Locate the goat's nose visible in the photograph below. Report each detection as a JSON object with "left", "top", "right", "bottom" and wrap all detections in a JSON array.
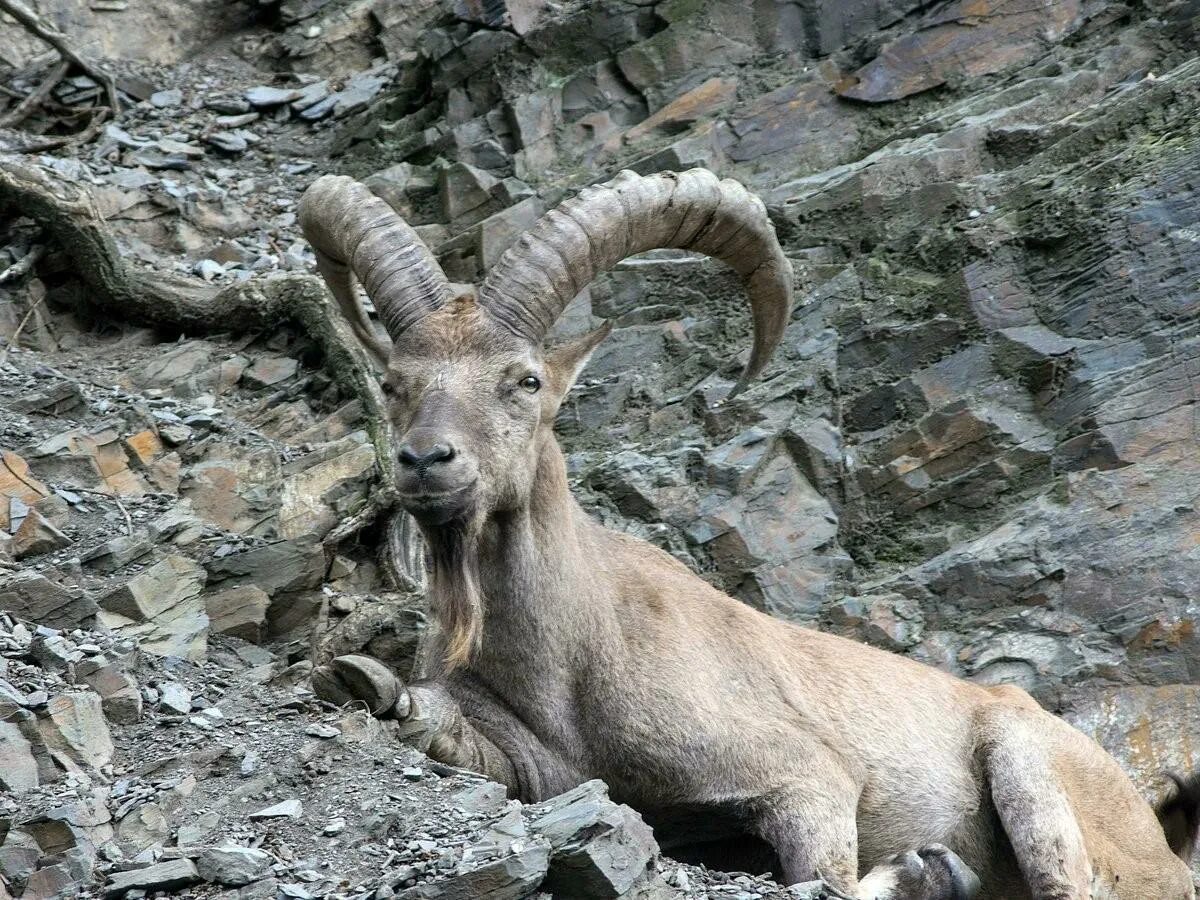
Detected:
[{"left": 398, "top": 441, "right": 455, "bottom": 468}]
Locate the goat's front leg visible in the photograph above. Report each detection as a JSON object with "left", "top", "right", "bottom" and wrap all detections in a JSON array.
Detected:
[
  {"left": 395, "top": 680, "right": 521, "bottom": 790},
  {"left": 312, "top": 655, "right": 581, "bottom": 801},
  {"left": 751, "top": 777, "right": 978, "bottom": 900},
  {"left": 750, "top": 779, "right": 860, "bottom": 890}
]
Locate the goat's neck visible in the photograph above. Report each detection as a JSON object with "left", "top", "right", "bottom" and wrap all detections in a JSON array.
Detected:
[{"left": 466, "top": 432, "right": 618, "bottom": 725}]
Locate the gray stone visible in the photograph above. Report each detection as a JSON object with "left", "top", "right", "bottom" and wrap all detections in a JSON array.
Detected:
[
  {"left": 0, "top": 829, "right": 41, "bottom": 888},
  {"left": 476, "top": 198, "right": 544, "bottom": 271},
  {"left": 104, "top": 858, "right": 201, "bottom": 896},
  {"left": 10, "top": 507, "right": 72, "bottom": 559},
  {"left": 116, "top": 802, "right": 170, "bottom": 854},
  {"left": 38, "top": 691, "right": 114, "bottom": 770},
  {"left": 205, "top": 585, "right": 269, "bottom": 642},
  {"left": 97, "top": 555, "right": 208, "bottom": 661},
  {"left": 242, "top": 356, "right": 298, "bottom": 389},
  {"left": 22, "top": 862, "right": 80, "bottom": 899},
  {"left": 149, "top": 88, "right": 183, "bottom": 108},
  {"left": 76, "top": 655, "right": 142, "bottom": 724},
  {"left": 837, "top": 0, "right": 1081, "bottom": 102},
  {"left": 104, "top": 555, "right": 204, "bottom": 622},
  {"left": 249, "top": 799, "right": 302, "bottom": 819},
  {"left": 204, "top": 537, "right": 325, "bottom": 597},
  {"left": 0, "top": 572, "right": 97, "bottom": 629},
  {"left": 197, "top": 846, "right": 273, "bottom": 886},
  {"left": 177, "top": 811, "right": 220, "bottom": 846},
  {"left": 244, "top": 86, "right": 304, "bottom": 107},
  {"left": 157, "top": 681, "right": 192, "bottom": 715},
  {"left": 206, "top": 131, "right": 248, "bottom": 154},
  {"left": 438, "top": 162, "right": 501, "bottom": 230},
  {"left": 0, "top": 719, "right": 38, "bottom": 792},
  {"left": 528, "top": 780, "right": 657, "bottom": 898},
  {"left": 8, "top": 380, "right": 85, "bottom": 415},
  {"left": 80, "top": 534, "right": 155, "bottom": 574},
  {"left": 395, "top": 840, "right": 550, "bottom": 900},
  {"left": 454, "top": 0, "right": 547, "bottom": 34},
  {"left": 364, "top": 163, "right": 438, "bottom": 221}
]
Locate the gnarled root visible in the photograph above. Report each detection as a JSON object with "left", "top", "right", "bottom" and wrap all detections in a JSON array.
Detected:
[
  {"left": 0, "top": 156, "right": 411, "bottom": 570},
  {"left": 0, "top": 0, "right": 121, "bottom": 117}
]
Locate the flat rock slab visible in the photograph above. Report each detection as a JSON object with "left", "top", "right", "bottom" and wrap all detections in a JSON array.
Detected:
[
  {"left": 0, "top": 572, "right": 97, "bottom": 630},
  {"left": 105, "top": 859, "right": 201, "bottom": 896},
  {"left": 250, "top": 798, "right": 303, "bottom": 819},
  {"left": 395, "top": 840, "right": 550, "bottom": 900},
  {"left": 837, "top": 0, "right": 1082, "bottom": 102},
  {"left": 244, "top": 86, "right": 304, "bottom": 107}
]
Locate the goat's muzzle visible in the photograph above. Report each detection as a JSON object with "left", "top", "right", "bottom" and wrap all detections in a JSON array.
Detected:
[{"left": 394, "top": 429, "right": 478, "bottom": 524}]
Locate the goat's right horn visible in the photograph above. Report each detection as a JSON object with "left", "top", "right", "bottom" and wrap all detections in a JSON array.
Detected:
[
  {"left": 299, "top": 175, "right": 451, "bottom": 366},
  {"left": 476, "top": 168, "right": 793, "bottom": 396}
]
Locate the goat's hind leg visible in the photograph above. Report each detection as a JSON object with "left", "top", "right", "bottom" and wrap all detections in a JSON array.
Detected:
[{"left": 977, "top": 703, "right": 1092, "bottom": 900}]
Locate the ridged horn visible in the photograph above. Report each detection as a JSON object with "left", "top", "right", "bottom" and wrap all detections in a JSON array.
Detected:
[
  {"left": 476, "top": 168, "right": 793, "bottom": 394},
  {"left": 299, "top": 175, "right": 451, "bottom": 367}
]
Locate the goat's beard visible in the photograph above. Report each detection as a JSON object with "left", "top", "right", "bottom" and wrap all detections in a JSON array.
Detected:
[{"left": 424, "top": 510, "right": 485, "bottom": 674}]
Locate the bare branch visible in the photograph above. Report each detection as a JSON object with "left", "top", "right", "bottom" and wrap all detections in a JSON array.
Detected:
[
  {"left": 0, "top": 241, "right": 44, "bottom": 284},
  {"left": 0, "top": 58, "right": 67, "bottom": 128},
  {"left": 0, "top": 0, "right": 121, "bottom": 113}
]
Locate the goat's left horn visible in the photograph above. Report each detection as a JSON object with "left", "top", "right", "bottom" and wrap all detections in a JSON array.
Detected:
[
  {"left": 299, "top": 175, "right": 451, "bottom": 365},
  {"left": 476, "top": 168, "right": 793, "bottom": 395}
]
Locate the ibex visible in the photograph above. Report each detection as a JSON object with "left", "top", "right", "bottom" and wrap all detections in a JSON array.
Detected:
[{"left": 299, "top": 168, "right": 1200, "bottom": 899}]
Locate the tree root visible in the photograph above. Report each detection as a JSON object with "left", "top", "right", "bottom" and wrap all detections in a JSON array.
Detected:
[
  {"left": 0, "top": 0, "right": 121, "bottom": 115},
  {"left": 0, "top": 154, "right": 421, "bottom": 580},
  {"left": 0, "top": 59, "right": 68, "bottom": 129},
  {"left": 14, "top": 105, "right": 109, "bottom": 153}
]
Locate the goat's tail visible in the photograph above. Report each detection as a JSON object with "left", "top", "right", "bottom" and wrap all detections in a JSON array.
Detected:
[{"left": 1155, "top": 771, "right": 1200, "bottom": 863}]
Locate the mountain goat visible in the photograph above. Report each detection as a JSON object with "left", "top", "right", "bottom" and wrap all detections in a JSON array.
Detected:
[{"left": 299, "top": 168, "right": 1199, "bottom": 899}]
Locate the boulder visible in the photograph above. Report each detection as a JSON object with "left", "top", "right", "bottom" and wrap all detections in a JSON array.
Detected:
[
  {"left": 205, "top": 584, "right": 270, "bottom": 642},
  {"left": 528, "top": 780, "right": 658, "bottom": 898},
  {"left": 0, "top": 719, "right": 39, "bottom": 792},
  {"left": 75, "top": 655, "right": 142, "bottom": 725},
  {"left": 197, "top": 846, "right": 273, "bottom": 886},
  {"left": 39, "top": 691, "right": 115, "bottom": 771},
  {"left": 11, "top": 508, "right": 72, "bottom": 559},
  {"left": 97, "top": 555, "right": 209, "bottom": 661},
  {"left": 0, "top": 572, "right": 97, "bottom": 630},
  {"left": 104, "top": 859, "right": 201, "bottom": 897},
  {"left": 837, "top": 0, "right": 1082, "bottom": 102},
  {"left": 394, "top": 840, "right": 550, "bottom": 900}
]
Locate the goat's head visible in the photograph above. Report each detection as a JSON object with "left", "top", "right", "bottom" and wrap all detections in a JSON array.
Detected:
[{"left": 299, "top": 169, "right": 792, "bottom": 654}]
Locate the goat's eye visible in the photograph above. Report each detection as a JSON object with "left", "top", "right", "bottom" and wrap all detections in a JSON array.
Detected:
[
  {"left": 380, "top": 381, "right": 395, "bottom": 396},
  {"left": 519, "top": 375, "right": 541, "bottom": 393}
]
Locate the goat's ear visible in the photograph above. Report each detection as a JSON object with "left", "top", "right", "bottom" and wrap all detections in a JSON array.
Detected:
[{"left": 544, "top": 321, "right": 612, "bottom": 401}]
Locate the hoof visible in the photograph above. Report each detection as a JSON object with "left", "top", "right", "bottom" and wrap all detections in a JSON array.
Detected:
[
  {"left": 311, "top": 654, "right": 408, "bottom": 718},
  {"left": 914, "top": 844, "right": 980, "bottom": 900},
  {"left": 864, "top": 844, "right": 980, "bottom": 900}
]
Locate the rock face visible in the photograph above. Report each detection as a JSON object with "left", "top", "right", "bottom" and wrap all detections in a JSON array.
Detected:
[{"left": 2, "top": 0, "right": 1200, "bottom": 893}]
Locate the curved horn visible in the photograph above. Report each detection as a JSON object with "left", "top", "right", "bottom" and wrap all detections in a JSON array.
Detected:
[
  {"left": 299, "top": 175, "right": 451, "bottom": 366},
  {"left": 476, "top": 168, "right": 793, "bottom": 394}
]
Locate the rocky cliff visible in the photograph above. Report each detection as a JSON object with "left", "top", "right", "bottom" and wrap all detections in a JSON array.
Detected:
[{"left": 1, "top": 0, "right": 1199, "bottom": 896}]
